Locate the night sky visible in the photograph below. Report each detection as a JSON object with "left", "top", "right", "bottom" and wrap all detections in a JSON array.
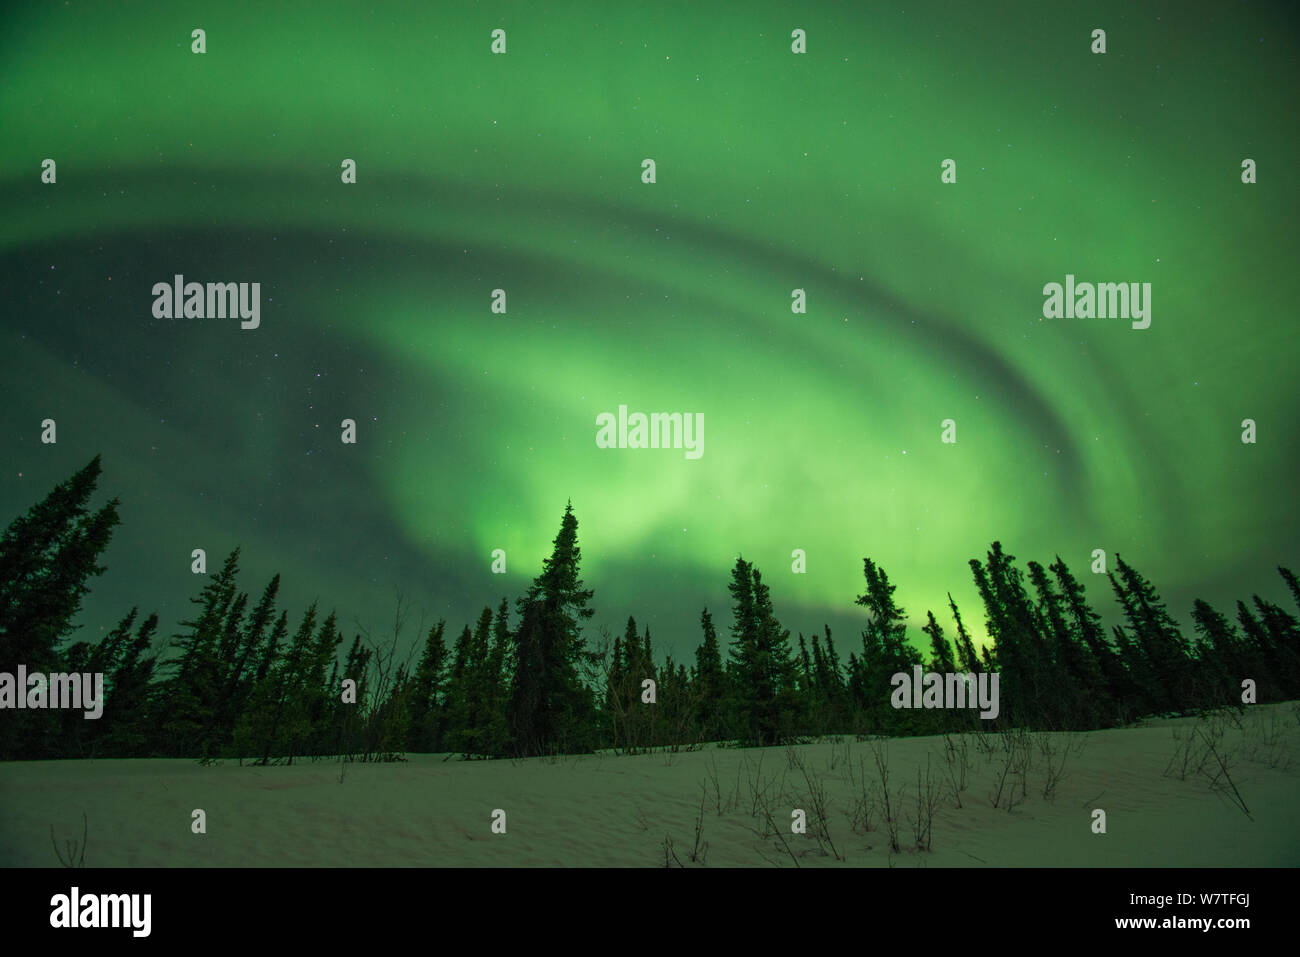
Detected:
[{"left": 2, "top": 1, "right": 1297, "bottom": 662}]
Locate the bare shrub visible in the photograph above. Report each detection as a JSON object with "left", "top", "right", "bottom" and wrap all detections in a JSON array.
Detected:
[
  {"left": 909, "top": 754, "right": 941, "bottom": 851},
  {"left": 661, "top": 834, "right": 682, "bottom": 867},
  {"left": 848, "top": 753, "right": 877, "bottom": 834},
  {"left": 940, "top": 733, "right": 971, "bottom": 808},
  {"left": 1165, "top": 711, "right": 1253, "bottom": 819},
  {"left": 702, "top": 755, "right": 724, "bottom": 814},
  {"left": 827, "top": 736, "right": 850, "bottom": 772},
  {"left": 689, "top": 788, "right": 710, "bottom": 863},
  {"left": 50, "top": 812, "right": 87, "bottom": 868},
  {"left": 867, "top": 738, "right": 902, "bottom": 853},
  {"left": 1241, "top": 707, "right": 1293, "bottom": 770},
  {"left": 989, "top": 729, "right": 1031, "bottom": 812},
  {"left": 785, "top": 746, "right": 843, "bottom": 861},
  {"left": 1039, "top": 733, "right": 1073, "bottom": 801}
]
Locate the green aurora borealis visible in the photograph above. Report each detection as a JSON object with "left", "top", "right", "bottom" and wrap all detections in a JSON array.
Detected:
[{"left": 2, "top": 1, "right": 1297, "bottom": 660}]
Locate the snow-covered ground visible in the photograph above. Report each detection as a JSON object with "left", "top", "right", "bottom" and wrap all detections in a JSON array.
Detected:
[{"left": 3, "top": 705, "right": 1296, "bottom": 867}]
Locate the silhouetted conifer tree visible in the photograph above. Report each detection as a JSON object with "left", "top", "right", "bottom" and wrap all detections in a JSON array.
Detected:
[
  {"left": 988, "top": 544, "right": 1067, "bottom": 727},
  {"left": 1049, "top": 557, "right": 1127, "bottom": 724},
  {"left": 1249, "top": 596, "right": 1300, "bottom": 698},
  {"left": 1027, "top": 560, "right": 1105, "bottom": 728},
  {"left": 443, "top": 624, "right": 474, "bottom": 750},
  {"left": 1191, "top": 599, "right": 1249, "bottom": 706},
  {"left": 693, "top": 607, "right": 724, "bottom": 741},
  {"left": 1279, "top": 567, "right": 1300, "bottom": 617},
  {"left": 214, "top": 574, "right": 280, "bottom": 749},
  {"left": 162, "top": 548, "right": 243, "bottom": 758},
  {"left": 727, "top": 558, "right": 797, "bottom": 745},
  {"left": 855, "top": 558, "right": 922, "bottom": 732},
  {"left": 947, "top": 594, "right": 982, "bottom": 675},
  {"left": 405, "top": 620, "right": 447, "bottom": 752},
  {"left": 922, "top": 611, "right": 956, "bottom": 674},
  {"left": 1109, "top": 622, "right": 1158, "bottom": 716},
  {"left": 507, "top": 504, "right": 597, "bottom": 756},
  {"left": 475, "top": 600, "right": 513, "bottom": 757},
  {"left": 0, "top": 457, "right": 121, "bottom": 758},
  {"left": 238, "top": 602, "right": 318, "bottom": 765},
  {"left": 1111, "top": 554, "right": 1195, "bottom": 712}
]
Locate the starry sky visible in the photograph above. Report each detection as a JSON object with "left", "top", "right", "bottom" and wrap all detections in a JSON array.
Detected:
[{"left": 2, "top": 1, "right": 1297, "bottom": 663}]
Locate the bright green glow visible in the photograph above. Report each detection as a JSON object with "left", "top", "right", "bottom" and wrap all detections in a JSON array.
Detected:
[{"left": 2, "top": 1, "right": 1297, "bottom": 656}]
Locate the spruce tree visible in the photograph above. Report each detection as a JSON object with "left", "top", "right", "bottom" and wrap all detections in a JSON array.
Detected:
[
  {"left": 796, "top": 633, "right": 816, "bottom": 733},
  {"left": 241, "top": 602, "right": 318, "bottom": 765},
  {"left": 454, "top": 606, "right": 496, "bottom": 755},
  {"left": 1250, "top": 596, "right": 1300, "bottom": 697},
  {"left": 283, "top": 611, "right": 341, "bottom": 761},
  {"left": 507, "top": 503, "right": 597, "bottom": 756},
  {"left": 1027, "top": 560, "right": 1104, "bottom": 728},
  {"left": 477, "top": 599, "right": 513, "bottom": 757},
  {"left": 332, "top": 635, "right": 371, "bottom": 756},
  {"left": 947, "top": 594, "right": 982, "bottom": 675},
  {"left": 223, "top": 574, "right": 281, "bottom": 730},
  {"left": 0, "top": 455, "right": 120, "bottom": 668},
  {"left": 1112, "top": 555, "right": 1195, "bottom": 713},
  {"left": 0, "top": 456, "right": 121, "bottom": 759},
  {"left": 406, "top": 621, "right": 448, "bottom": 752},
  {"left": 820, "top": 625, "right": 849, "bottom": 731},
  {"left": 856, "top": 558, "right": 921, "bottom": 732},
  {"left": 726, "top": 559, "right": 796, "bottom": 746},
  {"left": 1049, "top": 556, "right": 1128, "bottom": 724},
  {"left": 988, "top": 544, "right": 1064, "bottom": 727},
  {"left": 444, "top": 624, "right": 475, "bottom": 753},
  {"left": 162, "top": 548, "right": 243, "bottom": 757},
  {"left": 1279, "top": 567, "right": 1300, "bottom": 617},
  {"left": 605, "top": 631, "right": 627, "bottom": 750},
  {"left": 619, "top": 616, "right": 644, "bottom": 751},
  {"left": 101, "top": 611, "right": 159, "bottom": 757},
  {"left": 922, "top": 611, "right": 957, "bottom": 674},
  {"left": 1109, "top": 621, "right": 1158, "bottom": 717},
  {"left": 1190, "top": 599, "right": 1248, "bottom": 706},
  {"left": 693, "top": 607, "right": 724, "bottom": 742}
]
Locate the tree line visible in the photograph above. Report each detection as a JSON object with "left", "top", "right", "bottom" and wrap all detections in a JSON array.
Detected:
[{"left": 2, "top": 456, "right": 1298, "bottom": 762}]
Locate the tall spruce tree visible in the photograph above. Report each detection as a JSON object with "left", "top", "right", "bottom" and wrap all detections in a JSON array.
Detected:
[
  {"left": 1191, "top": 599, "right": 1249, "bottom": 706},
  {"left": 855, "top": 558, "right": 922, "bottom": 732},
  {"left": 947, "top": 594, "right": 982, "bottom": 675},
  {"left": 922, "top": 611, "right": 957, "bottom": 674},
  {"left": 1027, "top": 560, "right": 1104, "bottom": 728},
  {"left": 0, "top": 456, "right": 122, "bottom": 759},
  {"left": 619, "top": 615, "right": 643, "bottom": 751},
  {"left": 725, "top": 558, "right": 797, "bottom": 746},
  {"left": 507, "top": 503, "right": 597, "bottom": 756},
  {"left": 257, "top": 602, "right": 319, "bottom": 764},
  {"left": 1249, "top": 596, "right": 1300, "bottom": 698},
  {"left": 605, "top": 629, "right": 627, "bottom": 750},
  {"left": 406, "top": 621, "right": 448, "bottom": 752},
  {"left": 693, "top": 607, "right": 724, "bottom": 742},
  {"left": 443, "top": 624, "right": 475, "bottom": 752},
  {"left": 1049, "top": 556, "right": 1128, "bottom": 724},
  {"left": 477, "top": 599, "right": 512, "bottom": 757},
  {"left": 162, "top": 548, "right": 244, "bottom": 758},
  {"left": 1111, "top": 555, "right": 1195, "bottom": 713},
  {"left": 100, "top": 610, "right": 159, "bottom": 757}
]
